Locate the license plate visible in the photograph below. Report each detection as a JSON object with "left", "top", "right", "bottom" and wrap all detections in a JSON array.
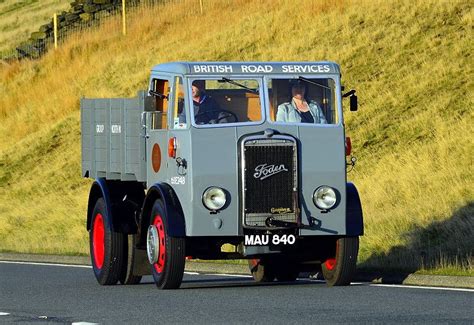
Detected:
[{"left": 244, "top": 234, "right": 296, "bottom": 246}]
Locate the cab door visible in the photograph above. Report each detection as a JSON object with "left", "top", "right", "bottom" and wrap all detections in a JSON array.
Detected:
[
  {"left": 167, "top": 76, "right": 192, "bottom": 223},
  {"left": 144, "top": 75, "right": 172, "bottom": 185}
]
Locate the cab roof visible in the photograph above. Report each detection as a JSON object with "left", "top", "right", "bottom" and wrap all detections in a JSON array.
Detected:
[{"left": 151, "top": 61, "right": 340, "bottom": 75}]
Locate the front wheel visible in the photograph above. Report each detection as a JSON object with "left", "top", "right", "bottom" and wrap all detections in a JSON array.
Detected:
[
  {"left": 147, "top": 200, "right": 185, "bottom": 289},
  {"left": 321, "top": 237, "right": 359, "bottom": 286}
]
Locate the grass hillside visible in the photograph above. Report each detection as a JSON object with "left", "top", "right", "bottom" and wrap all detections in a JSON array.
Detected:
[
  {"left": 0, "top": 0, "right": 71, "bottom": 56},
  {"left": 0, "top": 0, "right": 472, "bottom": 274}
]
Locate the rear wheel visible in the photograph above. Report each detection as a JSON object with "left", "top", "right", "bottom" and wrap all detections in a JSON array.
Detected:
[
  {"left": 321, "top": 237, "right": 359, "bottom": 286},
  {"left": 119, "top": 235, "right": 142, "bottom": 285},
  {"left": 147, "top": 200, "right": 185, "bottom": 289},
  {"left": 90, "top": 198, "right": 125, "bottom": 285}
]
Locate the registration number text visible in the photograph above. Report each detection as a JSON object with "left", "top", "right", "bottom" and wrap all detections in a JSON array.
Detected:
[{"left": 244, "top": 234, "right": 296, "bottom": 246}]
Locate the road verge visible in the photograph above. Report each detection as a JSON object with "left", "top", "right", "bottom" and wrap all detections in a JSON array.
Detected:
[{"left": 1, "top": 253, "right": 472, "bottom": 289}]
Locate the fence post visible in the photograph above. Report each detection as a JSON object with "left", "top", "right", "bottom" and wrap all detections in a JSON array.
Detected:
[
  {"left": 122, "top": 0, "right": 127, "bottom": 36},
  {"left": 53, "top": 13, "right": 58, "bottom": 49}
]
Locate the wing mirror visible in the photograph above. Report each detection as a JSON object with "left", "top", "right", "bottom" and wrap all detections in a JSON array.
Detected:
[{"left": 342, "top": 89, "right": 358, "bottom": 112}]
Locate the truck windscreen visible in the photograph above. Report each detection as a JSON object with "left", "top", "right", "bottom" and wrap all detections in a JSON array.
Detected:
[
  {"left": 268, "top": 78, "right": 338, "bottom": 125},
  {"left": 190, "top": 78, "right": 262, "bottom": 126}
]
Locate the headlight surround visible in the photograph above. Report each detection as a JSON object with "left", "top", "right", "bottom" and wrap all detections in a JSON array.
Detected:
[
  {"left": 202, "top": 187, "right": 227, "bottom": 211},
  {"left": 313, "top": 186, "right": 337, "bottom": 210}
]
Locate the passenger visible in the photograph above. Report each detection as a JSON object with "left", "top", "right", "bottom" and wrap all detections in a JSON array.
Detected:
[
  {"left": 191, "top": 80, "right": 223, "bottom": 124},
  {"left": 276, "top": 80, "right": 327, "bottom": 124}
]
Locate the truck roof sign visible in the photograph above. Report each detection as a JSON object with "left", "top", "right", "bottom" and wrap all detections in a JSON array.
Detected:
[{"left": 151, "top": 62, "right": 340, "bottom": 75}]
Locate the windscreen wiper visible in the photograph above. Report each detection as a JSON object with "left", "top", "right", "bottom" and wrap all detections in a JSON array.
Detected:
[
  {"left": 219, "top": 77, "right": 259, "bottom": 94},
  {"left": 297, "top": 76, "right": 331, "bottom": 91},
  {"left": 149, "top": 90, "right": 168, "bottom": 100}
]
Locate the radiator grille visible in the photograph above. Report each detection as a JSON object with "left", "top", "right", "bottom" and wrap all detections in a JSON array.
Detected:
[{"left": 242, "top": 137, "right": 298, "bottom": 227}]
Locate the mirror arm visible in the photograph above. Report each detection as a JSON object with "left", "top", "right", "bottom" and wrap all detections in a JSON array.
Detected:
[{"left": 342, "top": 89, "right": 356, "bottom": 98}]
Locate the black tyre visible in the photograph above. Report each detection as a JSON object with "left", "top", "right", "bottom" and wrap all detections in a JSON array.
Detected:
[
  {"left": 89, "top": 198, "right": 125, "bottom": 285},
  {"left": 248, "top": 258, "right": 275, "bottom": 282},
  {"left": 321, "top": 237, "right": 359, "bottom": 286},
  {"left": 148, "top": 200, "right": 185, "bottom": 289},
  {"left": 119, "top": 235, "right": 142, "bottom": 285}
]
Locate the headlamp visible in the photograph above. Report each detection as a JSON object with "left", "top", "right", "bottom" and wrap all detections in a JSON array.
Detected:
[
  {"left": 202, "top": 187, "right": 227, "bottom": 211},
  {"left": 313, "top": 186, "right": 337, "bottom": 210}
]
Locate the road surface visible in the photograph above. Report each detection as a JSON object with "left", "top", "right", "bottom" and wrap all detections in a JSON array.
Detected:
[{"left": 0, "top": 261, "right": 473, "bottom": 324}]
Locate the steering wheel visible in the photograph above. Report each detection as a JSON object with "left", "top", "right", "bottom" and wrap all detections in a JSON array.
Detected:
[{"left": 194, "top": 109, "right": 239, "bottom": 124}]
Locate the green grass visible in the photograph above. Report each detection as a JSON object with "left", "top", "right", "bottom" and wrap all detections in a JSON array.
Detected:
[
  {"left": 0, "top": 0, "right": 472, "bottom": 275},
  {"left": 416, "top": 268, "right": 473, "bottom": 277}
]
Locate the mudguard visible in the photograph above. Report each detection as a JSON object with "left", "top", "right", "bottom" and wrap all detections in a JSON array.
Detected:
[
  {"left": 140, "top": 183, "right": 186, "bottom": 241},
  {"left": 346, "top": 182, "right": 364, "bottom": 236},
  {"left": 87, "top": 179, "right": 145, "bottom": 233},
  {"left": 86, "top": 178, "right": 113, "bottom": 231}
]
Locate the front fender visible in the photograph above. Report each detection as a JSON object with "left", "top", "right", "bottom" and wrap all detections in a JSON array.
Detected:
[
  {"left": 346, "top": 182, "right": 364, "bottom": 236},
  {"left": 139, "top": 183, "right": 186, "bottom": 245}
]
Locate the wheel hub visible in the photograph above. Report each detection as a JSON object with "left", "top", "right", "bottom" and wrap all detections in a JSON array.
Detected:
[{"left": 147, "top": 225, "right": 160, "bottom": 264}]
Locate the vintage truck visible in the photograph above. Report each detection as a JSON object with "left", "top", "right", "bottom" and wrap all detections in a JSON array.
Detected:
[{"left": 81, "top": 61, "right": 363, "bottom": 289}]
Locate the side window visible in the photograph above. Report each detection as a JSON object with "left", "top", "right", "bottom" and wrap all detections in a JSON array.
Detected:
[
  {"left": 150, "top": 78, "right": 170, "bottom": 130},
  {"left": 172, "top": 77, "right": 187, "bottom": 129}
]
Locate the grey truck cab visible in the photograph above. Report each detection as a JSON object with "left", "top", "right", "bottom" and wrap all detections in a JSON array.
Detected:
[{"left": 81, "top": 61, "right": 363, "bottom": 289}]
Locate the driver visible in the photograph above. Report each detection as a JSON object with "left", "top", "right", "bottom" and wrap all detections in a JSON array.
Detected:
[{"left": 192, "top": 80, "right": 227, "bottom": 124}]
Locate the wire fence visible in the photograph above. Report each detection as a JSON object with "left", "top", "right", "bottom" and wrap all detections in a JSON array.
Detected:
[{"left": 0, "top": 0, "right": 214, "bottom": 62}]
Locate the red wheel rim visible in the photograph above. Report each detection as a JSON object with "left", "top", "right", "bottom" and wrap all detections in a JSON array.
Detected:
[
  {"left": 250, "top": 259, "right": 259, "bottom": 267},
  {"left": 153, "top": 215, "right": 166, "bottom": 273},
  {"left": 324, "top": 258, "right": 336, "bottom": 271},
  {"left": 324, "top": 240, "right": 339, "bottom": 271},
  {"left": 92, "top": 213, "right": 105, "bottom": 269}
]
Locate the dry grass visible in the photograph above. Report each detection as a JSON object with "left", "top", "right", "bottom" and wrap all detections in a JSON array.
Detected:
[{"left": 0, "top": 0, "right": 472, "bottom": 274}]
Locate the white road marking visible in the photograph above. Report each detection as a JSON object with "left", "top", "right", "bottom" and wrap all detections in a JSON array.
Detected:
[
  {"left": 0, "top": 260, "right": 91, "bottom": 268},
  {"left": 184, "top": 271, "right": 199, "bottom": 275},
  {"left": 305, "top": 278, "right": 326, "bottom": 283},
  {"left": 204, "top": 273, "right": 253, "bottom": 278},
  {"left": 0, "top": 312, "right": 10, "bottom": 316},
  {"left": 306, "top": 279, "right": 474, "bottom": 292},
  {"left": 368, "top": 283, "right": 474, "bottom": 293}
]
